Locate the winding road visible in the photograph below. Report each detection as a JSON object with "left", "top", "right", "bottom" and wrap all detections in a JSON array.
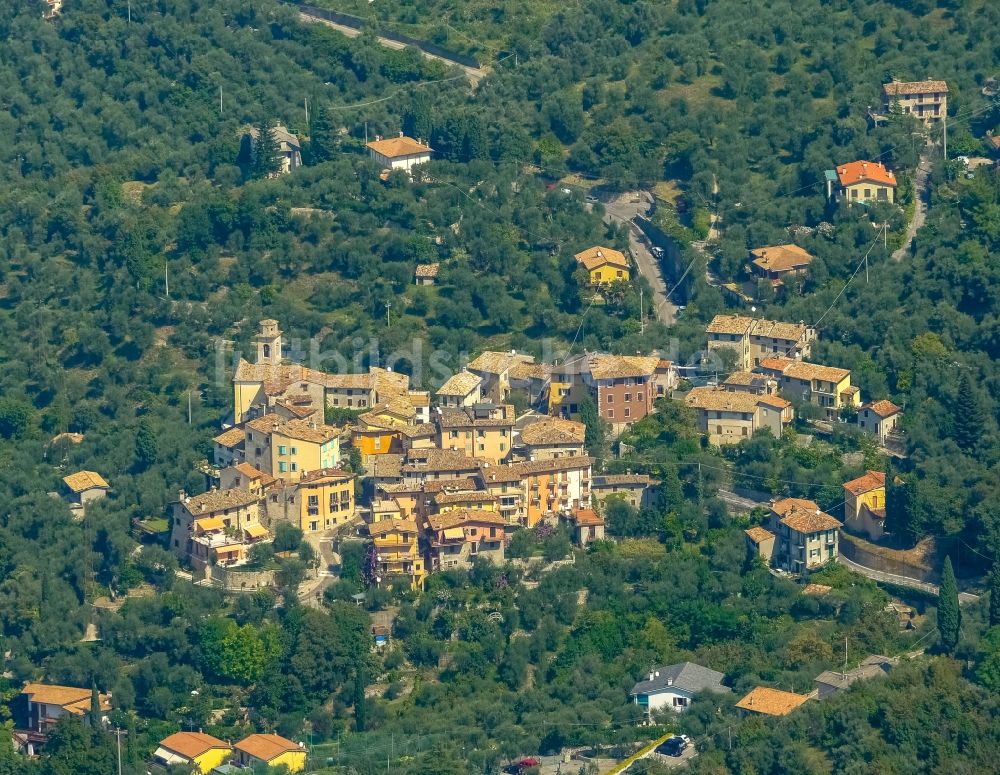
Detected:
[
  {"left": 602, "top": 192, "right": 678, "bottom": 325},
  {"left": 297, "top": 7, "right": 489, "bottom": 85}
]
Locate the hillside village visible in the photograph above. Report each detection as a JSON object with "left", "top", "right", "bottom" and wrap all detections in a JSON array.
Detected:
[{"left": 8, "top": 1, "right": 1000, "bottom": 768}]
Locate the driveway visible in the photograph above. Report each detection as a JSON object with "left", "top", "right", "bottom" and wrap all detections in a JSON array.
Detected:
[
  {"left": 893, "top": 152, "right": 930, "bottom": 261},
  {"left": 601, "top": 192, "right": 678, "bottom": 325},
  {"left": 296, "top": 532, "right": 344, "bottom": 607},
  {"left": 648, "top": 744, "right": 697, "bottom": 769}
]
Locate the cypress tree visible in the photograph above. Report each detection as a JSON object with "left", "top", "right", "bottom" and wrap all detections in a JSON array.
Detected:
[
  {"left": 89, "top": 685, "right": 102, "bottom": 727},
  {"left": 354, "top": 666, "right": 367, "bottom": 732},
  {"left": 251, "top": 121, "right": 281, "bottom": 179},
  {"left": 310, "top": 104, "right": 338, "bottom": 163},
  {"left": 953, "top": 373, "right": 985, "bottom": 453},
  {"left": 938, "top": 555, "right": 961, "bottom": 654},
  {"left": 989, "top": 562, "right": 1000, "bottom": 627}
]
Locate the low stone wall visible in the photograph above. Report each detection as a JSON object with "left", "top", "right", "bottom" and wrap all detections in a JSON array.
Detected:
[
  {"left": 204, "top": 565, "right": 278, "bottom": 590},
  {"left": 839, "top": 533, "right": 938, "bottom": 584},
  {"left": 204, "top": 563, "right": 318, "bottom": 591}
]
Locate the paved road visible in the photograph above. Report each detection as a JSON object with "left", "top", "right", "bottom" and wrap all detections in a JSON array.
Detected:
[
  {"left": 298, "top": 11, "right": 489, "bottom": 85},
  {"left": 892, "top": 152, "right": 930, "bottom": 261},
  {"left": 602, "top": 192, "right": 678, "bottom": 326},
  {"left": 718, "top": 488, "right": 765, "bottom": 513},
  {"left": 838, "top": 555, "right": 979, "bottom": 604}
]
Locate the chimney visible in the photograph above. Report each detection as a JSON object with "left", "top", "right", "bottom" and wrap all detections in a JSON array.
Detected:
[
  {"left": 178, "top": 489, "right": 186, "bottom": 501},
  {"left": 399, "top": 130, "right": 404, "bottom": 137},
  {"left": 655, "top": 671, "right": 660, "bottom": 678},
  {"left": 649, "top": 672, "right": 654, "bottom": 681},
  {"left": 667, "top": 677, "right": 673, "bottom": 686}
]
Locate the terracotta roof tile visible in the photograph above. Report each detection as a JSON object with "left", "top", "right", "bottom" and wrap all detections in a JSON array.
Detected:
[
  {"left": 234, "top": 734, "right": 305, "bottom": 763},
  {"left": 158, "top": 732, "right": 230, "bottom": 760},
  {"left": 180, "top": 488, "right": 261, "bottom": 514},
  {"left": 843, "top": 471, "right": 885, "bottom": 496},
  {"left": 882, "top": 79, "right": 948, "bottom": 96},
  {"left": 427, "top": 509, "right": 507, "bottom": 530},
  {"left": 780, "top": 507, "right": 842, "bottom": 533},
  {"left": 735, "top": 686, "right": 811, "bottom": 716},
  {"left": 863, "top": 399, "right": 901, "bottom": 418},
  {"left": 587, "top": 354, "right": 660, "bottom": 380},
  {"left": 685, "top": 387, "right": 789, "bottom": 413},
  {"left": 298, "top": 467, "right": 355, "bottom": 485},
  {"left": 436, "top": 371, "right": 483, "bottom": 397},
  {"left": 758, "top": 357, "right": 850, "bottom": 384},
  {"left": 231, "top": 462, "right": 275, "bottom": 485},
  {"left": 415, "top": 262, "right": 439, "bottom": 278},
  {"left": 573, "top": 508, "right": 604, "bottom": 526},
  {"left": 836, "top": 160, "right": 897, "bottom": 188},
  {"left": 771, "top": 497, "right": 820, "bottom": 517},
  {"left": 745, "top": 526, "right": 775, "bottom": 544},
  {"left": 368, "top": 518, "right": 418, "bottom": 536},
  {"left": 750, "top": 244, "right": 814, "bottom": 273},
  {"left": 434, "top": 490, "right": 497, "bottom": 506},
  {"left": 574, "top": 246, "right": 629, "bottom": 272},
  {"left": 436, "top": 405, "right": 515, "bottom": 429},
  {"left": 367, "top": 136, "right": 432, "bottom": 158},
  {"left": 213, "top": 427, "right": 246, "bottom": 447},
  {"left": 62, "top": 470, "right": 110, "bottom": 493},
  {"left": 519, "top": 417, "right": 586, "bottom": 446},
  {"left": 22, "top": 683, "right": 111, "bottom": 714},
  {"left": 466, "top": 351, "right": 535, "bottom": 376}
]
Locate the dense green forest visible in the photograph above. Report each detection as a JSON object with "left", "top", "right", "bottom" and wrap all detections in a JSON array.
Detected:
[{"left": 0, "top": 0, "right": 999, "bottom": 771}]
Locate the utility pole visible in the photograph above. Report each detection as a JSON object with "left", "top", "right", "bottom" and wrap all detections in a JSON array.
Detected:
[
  {"left": 113, "top": 728, "right": 124, "bottom": 775},
  {"left": 188, "top": 390, "right": 192, "bottom": 424},
  {"left": 164, "top": 259, "right": 169, "bottom": 297},
  {"left": 942, "top": 112, "right": 947, "bottom": 159},
  {"left": 127, "top": 0, "right": 131, "bottom": 22},
  {"left": 365, "top": 121, "right": 369, "bottom": 145},
  {"left": 385, "top": 300, "right": 391, "bottom": 327},
  {"left": 639, "top": 286, "right": 644, "bottom": 334},
  {"left": 304, "top": 97, "right": 309, "bottom": 126},
  {"left": 219, "top": 83, "right": 223, "bottom": 117}
]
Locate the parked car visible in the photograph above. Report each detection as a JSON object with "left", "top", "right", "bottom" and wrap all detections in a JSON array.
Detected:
[
  {"left": 505, "top": 757, "right": 541, "bottom": 773},
  {"left": 657, "top": 735, "right": 690, "bottom": 757}
]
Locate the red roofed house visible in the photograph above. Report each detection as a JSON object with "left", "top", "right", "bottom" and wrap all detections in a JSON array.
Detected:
[
  {"left": 858, "top": 400, "right": 902, "bottom": 444},
  {"left": 367, "top": 133, "right": 432, "bottom": 173},
  {"left": 826, "top": 160, "right": 897, "bottom": 205},
  {"left": 567, "top": 507, "right": 605, "bottom": 547}
]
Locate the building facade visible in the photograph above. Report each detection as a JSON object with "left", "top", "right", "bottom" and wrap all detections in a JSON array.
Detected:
[
  {"left": 706, "top": 315, "right": 816, "bottom": 371},
  {"left": 882, "top": 79, "right": 948, "bottom": 124}
]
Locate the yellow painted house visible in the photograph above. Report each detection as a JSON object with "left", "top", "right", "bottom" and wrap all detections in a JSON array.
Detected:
[
  {"left": 432, "top": 490, "right": 498, "bottom": 514},
  {"left": 234, "top": 734, "right": 307, "bottom": 773},
  {"left": 369, "top": 518, "right": 426, "bottom": 589},
  {"left": 293, "top": 468, "right": 356, "bottom": 533},
  {"left": 843, "top": 471, "right": 886, "bottom": 541},
  {"left": 153, "top": 732, "right": 231, "bottom": 773},
  {"left": 574, "top": 245, "right": 630, "bottom": 285},
  {"left": 758, "top": 357, "right": 861, "bottom": 421}
]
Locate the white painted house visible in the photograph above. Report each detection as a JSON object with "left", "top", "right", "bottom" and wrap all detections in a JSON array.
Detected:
[
  {"left": 629, "top": 662, "right": 730, "bottom": 714},
  {"left": 367, "top": 134, "right": 432, "bottom": 172}
]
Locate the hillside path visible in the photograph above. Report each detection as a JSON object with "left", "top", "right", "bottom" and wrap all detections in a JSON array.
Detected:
[{"left": 893, "top": 151, "right": 931, "bottom": 261}]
